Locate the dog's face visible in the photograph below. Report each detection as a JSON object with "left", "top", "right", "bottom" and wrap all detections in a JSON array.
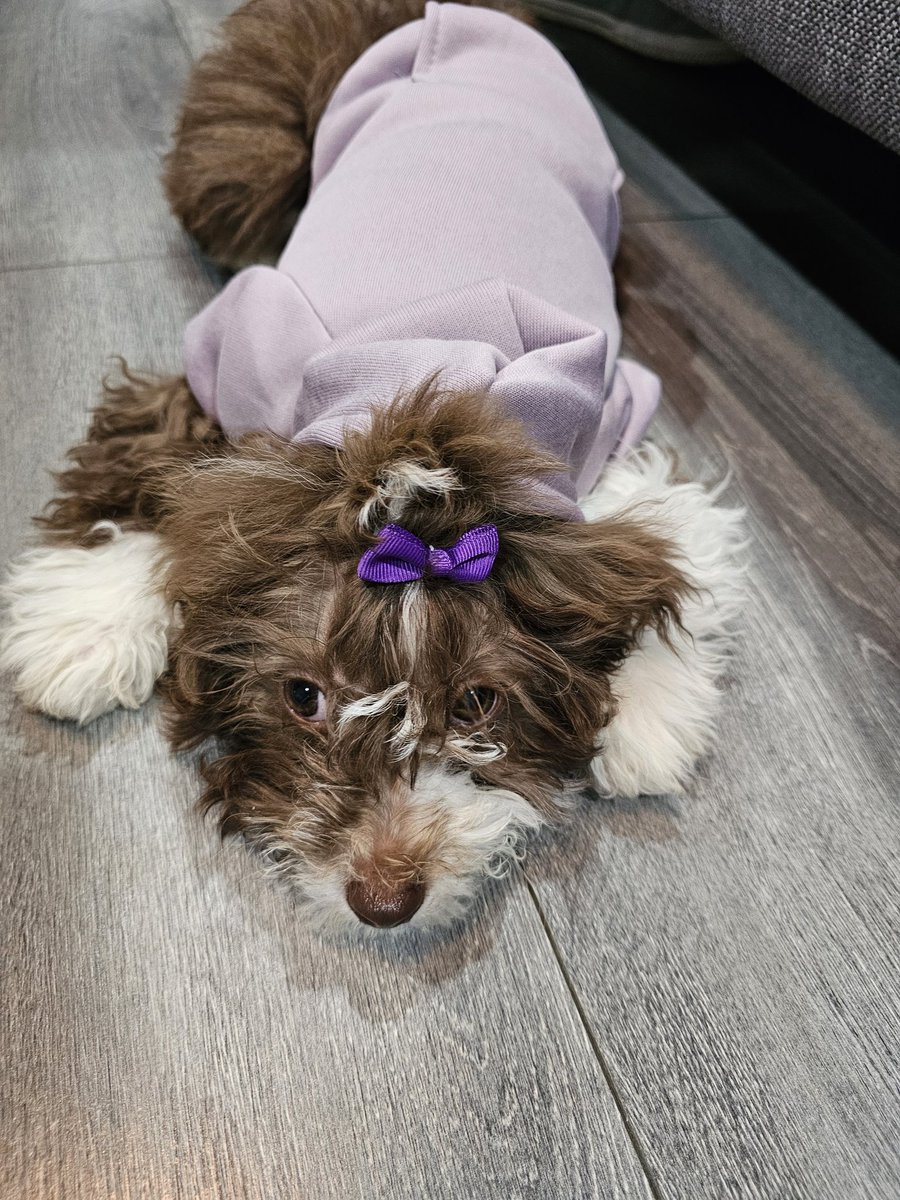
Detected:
[{"left": 161, "top": 390, "right": 687, "bottom": 930}]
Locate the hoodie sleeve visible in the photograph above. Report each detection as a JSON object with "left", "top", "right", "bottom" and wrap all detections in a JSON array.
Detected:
[{"left": 183, "top": 266, "right": 332, "bottom": 438}]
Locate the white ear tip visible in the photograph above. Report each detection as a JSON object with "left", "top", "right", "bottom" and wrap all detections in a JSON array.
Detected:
[{"left": 1, "top": 530, "right": 174, "bottom": 724}]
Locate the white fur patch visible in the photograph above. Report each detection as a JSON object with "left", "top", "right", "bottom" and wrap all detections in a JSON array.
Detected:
[
  {"left": 336, "top": 679, "right": 428, "bottom": 760},
  {"left": 445, "top": 730, "right": 507, "bottom": 765},
  {"left": 358, "top": 460, "right": 459, "bottom": 529},
  {"left": 413, "top": 762, "right": 544, "bottom": 924},
  {"left": 398, "top": 581, "right": 423, "bottom": 669},
  {"left": 336, "top": 680, "right": 410, "bottom": 733},
  {"left": 388, "top": 688, "right": 426, "bottom": 760},
  {"left": 257, "top": 762, "right": 544, "bottom": 933},
  {"left": 582, "top": 444, "right": 747, "bottom": 797},
  {"left": 0, "top": 525, "right": 175, "bottom": 724}
]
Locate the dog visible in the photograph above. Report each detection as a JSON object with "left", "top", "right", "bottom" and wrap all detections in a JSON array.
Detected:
[{"left": 0, "top": 0, "right": 744, "bottom": 931}]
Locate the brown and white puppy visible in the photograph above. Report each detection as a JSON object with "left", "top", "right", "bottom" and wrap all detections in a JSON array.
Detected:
[{"left": 0, "top": 0, "right": 744, "bottom": 931}]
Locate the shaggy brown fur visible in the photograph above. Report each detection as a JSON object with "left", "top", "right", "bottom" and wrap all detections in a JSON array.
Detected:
[
  {"left": 15, "top": 0, "right": 694, "bottom": 927},
  {"left": 29, "top": 365, "right": 691, "bottom": 920},
  {"left": 39, "top": 365, "right": 225, "bottom": 545},
  {"left": 154, "top": 384, "right": 689, "bottom": 884},
  {"left": 164, "top": 0, "right": 528, "bottom": 266}
]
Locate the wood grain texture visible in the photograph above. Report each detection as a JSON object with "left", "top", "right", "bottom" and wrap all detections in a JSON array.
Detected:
[
  {"left": 0, "top": 690, "right": 653, "bottom": 1200},
  {"left": 528, "top": 204, "right": 900, "bottom": 1198},
  {"left": 0, "top": 258, "right": 213, "bottom": 544},
  {"left": 0, "top": 263, "right": 651, "bottom": 1198},
  {"left": 0, "top": 0, "right": 191, "bottom": 270},
  {"left": 162, "top": 0, "right": 244, "bottom": 57}
]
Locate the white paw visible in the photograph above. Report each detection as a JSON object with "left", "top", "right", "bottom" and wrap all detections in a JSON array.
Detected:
[
  {"left": 583, "top": 444, "right": 747, "bottom": 796},
  {"left": 1, "top": 526, "right": 175, "bottom": 724},
  {"left": 598, "top": 625, "right": 722, "bottom": 797}
]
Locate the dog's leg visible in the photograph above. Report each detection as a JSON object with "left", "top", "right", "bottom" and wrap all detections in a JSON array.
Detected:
[
  {"left": 163, "top": 0, "right": 527, "bottom": 268},
  {"left": 581, "top": 445, "right": 747, "bottom": 796},
  {"left": 1, "top": 369, "right": 223, "bottom": 723}
]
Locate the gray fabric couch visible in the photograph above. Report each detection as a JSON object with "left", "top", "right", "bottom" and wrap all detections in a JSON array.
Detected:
[
  {"left": 533, "top": 0, "right": 900, "bottom": 153},
  {"left": 667, "top": 0, "right": 899, "bottom": 153}
]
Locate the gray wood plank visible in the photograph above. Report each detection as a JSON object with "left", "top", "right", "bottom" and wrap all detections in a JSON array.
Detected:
[
  {"left": 0, "top": 258, "right": 652, "bottom": 1200},
  {"left": 590, "top": 96, "right": 728, "bottom": 225},
  {"left": 0, "top": 0, "right": 191, "bottom": 270},
  {"left": 619, "top": 214, "right": 900, "bottom": 653},
  {"left": 0, "top": 256, "right": 210, "bottom": 541},
  {"left": 529, "top": 212, "right": 900, "bottom": 1199},
  {"left": 162, "top": 0, "right": 241, "bottom": 57},
  {"left": 629, "top": 216, "right": 900, "bottom": 552}
]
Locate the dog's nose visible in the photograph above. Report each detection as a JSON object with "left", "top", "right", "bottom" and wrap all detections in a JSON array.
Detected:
[{"left": 345, "top": 878, "right": 426, "bottom": 928}]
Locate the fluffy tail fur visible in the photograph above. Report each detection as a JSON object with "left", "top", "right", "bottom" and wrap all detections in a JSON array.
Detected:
[{"left": 164, "top": 0, "right": 527, "bottom": 267}]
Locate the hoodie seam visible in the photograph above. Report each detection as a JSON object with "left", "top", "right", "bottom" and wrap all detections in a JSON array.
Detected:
[{"left": 411, "top": 0, "right": 442, "bottom": 81}]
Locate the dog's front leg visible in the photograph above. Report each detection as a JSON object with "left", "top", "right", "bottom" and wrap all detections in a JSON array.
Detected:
[
  {"left": 583, "top": 445, "right": 746, "bottom": 796},
  {"left": 1, "top": 367, "right": 223, "bottom": 723}
]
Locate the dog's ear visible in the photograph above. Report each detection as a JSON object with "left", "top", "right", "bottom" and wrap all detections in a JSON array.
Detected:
[
  {"left": 158, "top": 436, "right": 342, "bottom": 751},
  {"left": 498, "top": 514, "right": 691, "bottom": 680},
  {"left": 38, "top": 366, "right": 224, "bottom": 544},
  {"left": 158, "top": 435, "right": 341, "bottom": 598}
]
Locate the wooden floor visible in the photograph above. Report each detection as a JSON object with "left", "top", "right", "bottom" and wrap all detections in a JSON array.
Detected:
[{"left": 1, "top": 3, "right": 898, "bottom": 1198}]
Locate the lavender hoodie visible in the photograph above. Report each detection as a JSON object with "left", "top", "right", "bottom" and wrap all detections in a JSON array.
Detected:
[{"left": 183, "top": 2, "right": 660, "bottom": 517}]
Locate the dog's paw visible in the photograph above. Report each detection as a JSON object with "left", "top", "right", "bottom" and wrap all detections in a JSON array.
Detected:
[
  {"left": 0, "top": 526, "right": 175, "bottom": 724},
  {"left": 598, "top": 626, "right": 721, "bottom": 796},
  {"left": 585, "top": 444, "right": 748, "bottom": 796}
]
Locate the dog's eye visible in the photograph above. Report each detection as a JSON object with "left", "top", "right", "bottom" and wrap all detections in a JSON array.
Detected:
[
  {"left": 450, "top": 686, "right": 499, "bottom": 727},
  {"left": 284, "top": 679, "right": 327, "bottom": 722}
]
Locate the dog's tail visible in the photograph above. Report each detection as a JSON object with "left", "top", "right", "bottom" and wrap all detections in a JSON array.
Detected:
[{"left": 164, "top": 0, "right": 526, "bottom": 268}]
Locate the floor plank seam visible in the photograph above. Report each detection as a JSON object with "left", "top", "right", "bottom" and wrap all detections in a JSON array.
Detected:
[
  {"left": 158, "top": 0, "right": 196, "bottom": 64},
  {"left": 0, "top": 249, "right": 196, "bottom": 277},
  {"left": 525, "top": 877, "right": 666, "bottom": 1200},
  {"left": 623, "top": 212, "right": 732, "bottom": 227}
]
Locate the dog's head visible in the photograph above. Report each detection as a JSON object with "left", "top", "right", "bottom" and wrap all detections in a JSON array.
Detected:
[{"left": 160, "top": 386, "right": 689, "bottom": 930}]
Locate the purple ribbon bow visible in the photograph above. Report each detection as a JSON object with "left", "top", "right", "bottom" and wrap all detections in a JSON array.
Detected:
[{"left": 358, "top": 523, "right": 499, "bottom": 585}]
